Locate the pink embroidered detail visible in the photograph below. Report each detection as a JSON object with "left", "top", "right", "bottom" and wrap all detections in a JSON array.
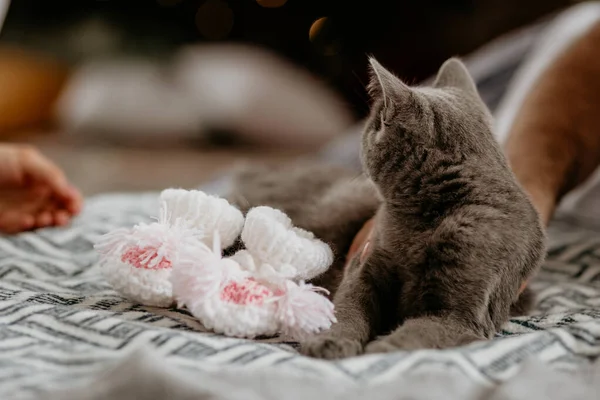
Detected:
[
  {"left": 220, "top": 279, "right": 273, "bottom": 305},
  {"left": 121, "top": 246, "right": 172, "bottom": 270}
]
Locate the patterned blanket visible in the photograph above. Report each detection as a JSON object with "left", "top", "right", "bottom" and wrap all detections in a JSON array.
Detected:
[{"left": 1, "top": 193, "right": 600, "bottom": 399}]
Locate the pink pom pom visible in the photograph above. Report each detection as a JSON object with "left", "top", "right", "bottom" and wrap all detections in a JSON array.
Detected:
[
  {"left": 172, "top": 233, "right": 280, "bottom": 338},
  {"left": 276, "top": 281, "right": 336, "bottom": 340},
  {"left": 171, "top": 231, "right": 246, "bottom": 309}
]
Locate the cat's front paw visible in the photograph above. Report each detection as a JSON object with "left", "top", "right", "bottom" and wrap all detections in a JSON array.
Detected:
[
  {"left": 300, "top": 336, "right": 363, "bottom": 359},
  {"left": 364, "top": 339, "right": 399, "bottom": 354},
  {"left": 364, "top": 338, "right": 418, "bottom": 354},
  {"left": 364, "top": 334, "right": 426, "bottom": 354}
]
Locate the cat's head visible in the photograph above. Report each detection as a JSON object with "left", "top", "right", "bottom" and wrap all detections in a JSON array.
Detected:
[{"left": 362, "top": 57, "right": 496, "bottom": 167}]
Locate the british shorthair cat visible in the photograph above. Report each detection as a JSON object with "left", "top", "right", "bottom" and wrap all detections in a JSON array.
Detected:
[{"left": 226, "top": 57, "right": 546, "bottom": 358}]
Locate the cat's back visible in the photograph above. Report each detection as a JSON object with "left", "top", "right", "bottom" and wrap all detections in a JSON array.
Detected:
[
  {"left": 438, "top": 160, "right": 544, "bottom": 283},
  {"left": 380, "top": 149, "right": 544, "bottom": 275}
]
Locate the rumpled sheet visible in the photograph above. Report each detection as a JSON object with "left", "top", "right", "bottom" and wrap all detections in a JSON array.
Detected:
[{"left": 1, "top": 193, "right": 600, "bottom": 399}]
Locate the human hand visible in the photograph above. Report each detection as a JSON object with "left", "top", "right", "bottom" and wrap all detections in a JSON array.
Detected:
[{"left": 0, "top": 144, "right": 82, "bottom": 233}]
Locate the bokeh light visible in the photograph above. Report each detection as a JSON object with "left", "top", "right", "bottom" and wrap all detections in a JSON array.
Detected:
[
  {"left": 309, "top": 17, "right": 340, "bottom": 56},
  {"left": 309, "top": 17, "right": 326, "bottom": 41},
  {"left": 195, "top": 0, "right": 234, "bottom": 40},
  {"left": 256, "top": 0, "right": 287, "bottom": 8}
]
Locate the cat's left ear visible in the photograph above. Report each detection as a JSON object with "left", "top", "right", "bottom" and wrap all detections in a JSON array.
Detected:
[
  {"left": 433, "top": 58, "right": 479, "bottom": 98},
  {"left": 367, "top": 57, "right": 412, "bottom": 108}
]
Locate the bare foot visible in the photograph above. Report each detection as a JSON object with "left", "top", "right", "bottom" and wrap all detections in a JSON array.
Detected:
[{"left": 0, "top": 145, "right": 82, "bottom": 233}]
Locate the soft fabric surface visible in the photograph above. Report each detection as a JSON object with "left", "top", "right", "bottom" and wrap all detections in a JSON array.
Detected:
[
  {"left": 1, "top": 194, "right": 600, "bottom": 399},
  {"left": 45, "top": 349, "right": 600, "bottom": 400},
  {"left": 3, "top": 4, "right": 600, "bottom": 399}
]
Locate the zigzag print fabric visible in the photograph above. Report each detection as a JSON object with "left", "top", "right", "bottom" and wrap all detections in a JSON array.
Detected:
[{"left": 1, "top": 193, "right": 600, "bottom": 398}]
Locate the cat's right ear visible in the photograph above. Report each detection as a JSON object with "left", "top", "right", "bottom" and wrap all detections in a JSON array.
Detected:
[
  {"left": 433, "top": 58, "right": 479, "bottom": 98},
  {"left": 368, "top": 58, "right": 412, "bottom": 108}
]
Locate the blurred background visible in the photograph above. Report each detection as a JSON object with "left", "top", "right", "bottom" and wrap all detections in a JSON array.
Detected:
[{"left": 0, "top": 0, "right": 578, "bottom": 195}]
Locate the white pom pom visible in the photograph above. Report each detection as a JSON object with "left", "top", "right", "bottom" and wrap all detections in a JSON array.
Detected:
[
  {"left": 276, "top": 281, "right": 336, "bottom": 340},
  {"left": 242, "top": 206, "right": 333, "bottom": 281},
  {"left": 95, "top": 222, "right": 195, "bottom": 307},
  {"left": 160, "top": 188, "right": 244, "bottom": 249},
  {"left": 171, "top": 231, "right": 247, "bottom": 309},
  {"left": 172, "top": 234, "right": 278, "bottom": 338}
]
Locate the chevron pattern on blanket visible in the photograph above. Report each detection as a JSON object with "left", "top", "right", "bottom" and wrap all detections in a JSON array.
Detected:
[{"left": 1, "top": 193, "right": 600, "bottom": 399}]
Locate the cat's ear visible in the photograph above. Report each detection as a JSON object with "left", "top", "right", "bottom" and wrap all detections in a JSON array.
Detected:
[
  {"left": 433, "top": 58, "right": 478, "bottom": 97},
  {"left": 368, "top": 57, "right": 412, "bottom": 108}
]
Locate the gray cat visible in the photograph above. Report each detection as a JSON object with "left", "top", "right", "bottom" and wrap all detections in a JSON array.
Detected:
[{"left": 226, "top": 58, "right": 546, "bottom": 359}]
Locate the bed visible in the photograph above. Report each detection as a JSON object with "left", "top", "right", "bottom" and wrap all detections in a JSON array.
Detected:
[{"left": 3, "top": 3, "right": 600, "bottom": 399}]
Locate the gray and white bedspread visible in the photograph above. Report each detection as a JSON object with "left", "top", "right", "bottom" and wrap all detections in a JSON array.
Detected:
[{"left": 1, "top": 193, "right": 600, "bottom": 399}]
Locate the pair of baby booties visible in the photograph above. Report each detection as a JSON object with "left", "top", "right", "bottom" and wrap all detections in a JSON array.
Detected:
[{"left": 95, "top": 189, "right": 336, "bottom": 339}]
